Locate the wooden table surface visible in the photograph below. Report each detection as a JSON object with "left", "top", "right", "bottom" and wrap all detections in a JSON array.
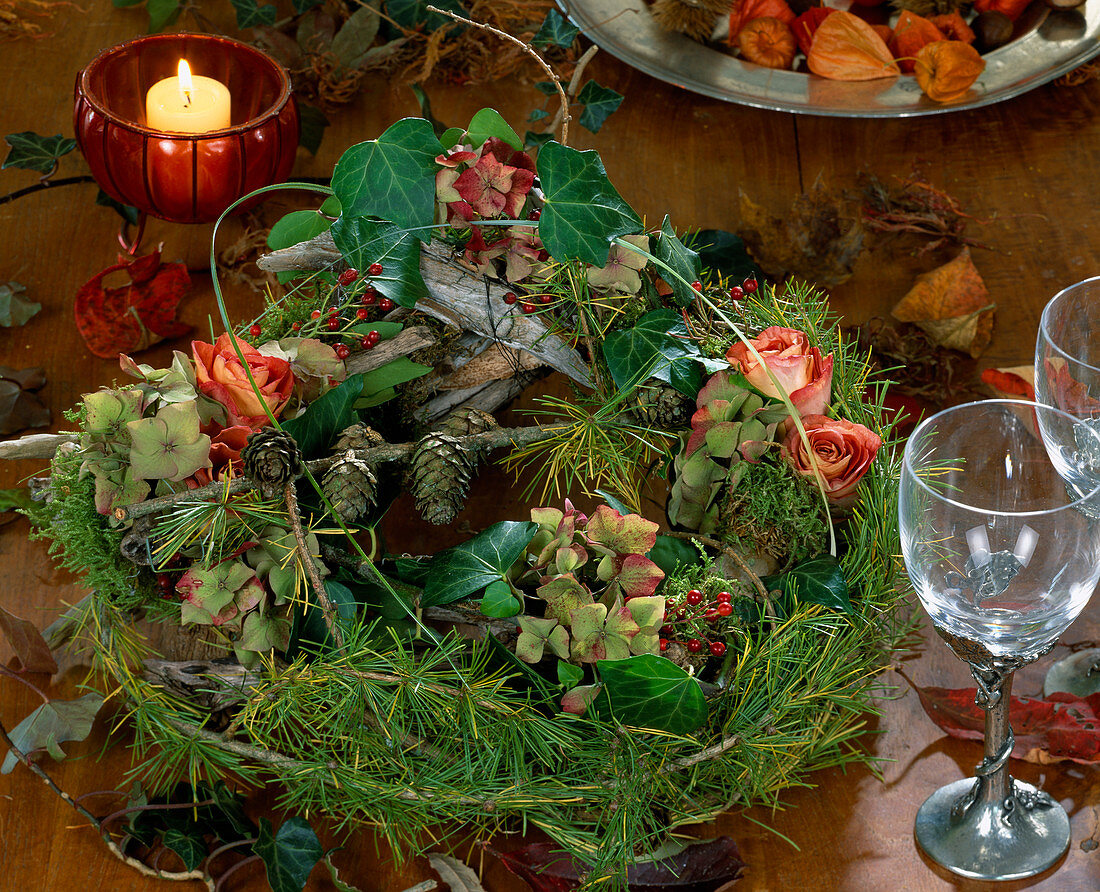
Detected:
[{"left": 3, "top": 6, "right": 1100, "bottom": 891}]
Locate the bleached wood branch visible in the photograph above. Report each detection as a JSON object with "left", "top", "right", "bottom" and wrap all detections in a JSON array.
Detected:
[{"left": 259, "top": 235, "right": 593, "bottom": 388}]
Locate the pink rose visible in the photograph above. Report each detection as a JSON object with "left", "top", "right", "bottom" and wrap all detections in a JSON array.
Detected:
[
  {"left": 783, "top": 415, "right": 882, "bottom": 508},
  {"left": 193, "top": 333, "right": 294, "bottom": 429},
  {"left": 726, "top": 327, "right": 833, "bottom": 418}
]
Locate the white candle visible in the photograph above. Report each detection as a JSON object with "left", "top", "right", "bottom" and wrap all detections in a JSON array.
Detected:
[{"left": 145, "top": 60, "right": 231, "bottom": 134}]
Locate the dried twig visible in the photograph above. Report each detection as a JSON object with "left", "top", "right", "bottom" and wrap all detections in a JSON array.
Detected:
[
  {"left": 426, "top": 4, "right": 572, "bottom": 145},
  {"left": 284, "top": 480, "right": 345, "bottom": 652}
]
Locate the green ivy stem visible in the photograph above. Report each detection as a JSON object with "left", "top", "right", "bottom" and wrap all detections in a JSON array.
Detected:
[
  {"left": 425, "top": 5, "right": 572, "bottom": 146},
  {"left": 0, "top": 174, "right": 96, "bottom": 206},
  {"left": 613, "top": 236, "right": 838, "bottom": 559},
  {"left": 0, "top": 714, "right": 215, "bottom": 890}
]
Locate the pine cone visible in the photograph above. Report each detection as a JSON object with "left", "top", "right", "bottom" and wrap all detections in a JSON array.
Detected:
[
  {"left": 408, "top": 432, "right": 474, "bottom": 525},
  {"left": 241, "top": 429, "right": 302, "bottom": 499},
  {"left": 323, "top": 451, "right": 378, "bottom": 524},
  {"left": 335, "top": 423, "right": 385, "bottom": 452},
  {"left": 439, "top": 407, "right": 498, "bottom": 437},
  {"left": 634, "top": 381, "right": 694, "bottom": 429}
]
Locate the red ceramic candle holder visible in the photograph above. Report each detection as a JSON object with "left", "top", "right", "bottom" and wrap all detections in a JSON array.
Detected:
[{"left": 74, "top": 33, "right": 299, "bottom": 224}]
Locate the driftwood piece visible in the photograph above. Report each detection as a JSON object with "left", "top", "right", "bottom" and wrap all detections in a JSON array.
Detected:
[
  {"left": 142, "top": 657, "right": 265, "bottom": 711},
  {"left": 259, "top": 234, "right": 592, "bottom": 388},
  {"left": 0, "top": 431, "right": 77, "bottom": 460},
  {"left": 418, "top": 376, "right": 530, "bottom": 422},
  {"left": 344, "top": 325, "right": 435, "bottom": 375}
]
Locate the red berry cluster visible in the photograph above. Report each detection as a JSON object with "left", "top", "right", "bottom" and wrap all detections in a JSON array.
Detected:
[
  {"left": 502, "top": 288, "right": 557, "bottom": 316},
  {"left": 304, "top": 261, "right": 397, "bottom": 354},
  {"left": 659, "top": 588, "right": 733, "bottom": 658},
  {"left": 728, "top": 275, "right": 759, "bottom": 301}
]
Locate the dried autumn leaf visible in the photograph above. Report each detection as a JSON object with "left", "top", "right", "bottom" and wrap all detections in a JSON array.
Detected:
[
  {"left": 807, "top": 11, "right": 900, "bottom": 81},
  {"left": 73, "top": 249, "right": 191, "bottom": 360},
  {"left": 912, "top": 680, "right": 1100, "bottom": 765},
  {"left": 891, "top": 248, "right": 993, "bottom": 357},
  {"left": 0, "top": 605, "right": 58, "bottom": 674},
  {"left": 0, "top": 365, "right": 49, "bottom": 435},
  {"left": 980, "top": 365, "right": 1035, "bottom": 401},
  {"left": 889, "top": 11, "right": 945, "bottom": 74},
  {"left": 738, "top": 17, "right": 798, "bottom": 69},
  {"left": 915, "top": 41, "right": 986, "bottom": 103},
  {"left": 738, "top": 182, "right": 864, "bottom": 286},
  {"left": 493, "top": 837, "right": 746, "bottom": 891}
]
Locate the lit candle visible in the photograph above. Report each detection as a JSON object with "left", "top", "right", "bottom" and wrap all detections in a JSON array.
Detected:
[{"left": 145, "top": 60, "right": 231, "bottom": 133}]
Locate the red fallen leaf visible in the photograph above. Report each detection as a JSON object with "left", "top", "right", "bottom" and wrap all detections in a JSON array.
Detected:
[
  {"left": 980, "top": 367, "right": 1035, "bottom": 401},
  {"left": 0, "top": 605, "right": 58, "bottom": 675},
  {"left": 493, "top": 838, "right": 746, "bottom": 891},
  {"left": 912, "top": 681, "right": 1100, "bottom": 764},
  {"left": 74, "top": 249, "right": 191, "bottom": 360}
]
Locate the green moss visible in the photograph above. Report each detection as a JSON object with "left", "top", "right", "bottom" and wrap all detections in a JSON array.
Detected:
[
  {"left": 718, "top": 458, "right": 829, "bottom": 569},
  {"left": 29, "top": 447, "right": 153, "bottom": 612}
]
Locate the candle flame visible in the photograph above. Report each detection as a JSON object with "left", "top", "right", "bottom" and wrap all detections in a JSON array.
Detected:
[{"left": 177, "top": 59, "right": 193, "bottom": 108}]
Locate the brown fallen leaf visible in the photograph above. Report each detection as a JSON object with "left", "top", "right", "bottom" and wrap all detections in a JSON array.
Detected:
[
  {"left": 0, "top": 365, "right": 49, "bottom": 435},
  {"left": 890, "top": 247, "right": 994, "bottom": 358},
  {"left": 0, "top": 605, "right": 58, "bottom": 674},
  {"left": 737, "top": 183, "right": 864, "bottom": 286}
]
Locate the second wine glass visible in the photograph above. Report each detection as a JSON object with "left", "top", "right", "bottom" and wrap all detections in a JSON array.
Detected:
[{"left": 900, "top": 399, "right": 1100, "bottom": 880}]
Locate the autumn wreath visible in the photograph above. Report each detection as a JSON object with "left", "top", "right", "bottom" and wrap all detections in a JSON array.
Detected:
[{"left": 9, "top": 106, "right": 912, "bottom": 889}]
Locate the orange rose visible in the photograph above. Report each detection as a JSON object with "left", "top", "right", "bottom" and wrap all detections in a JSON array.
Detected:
[
  {"left": 193, "top": 333, "right": 294, "bottom": 428},
  {"left": 726, "top": 327, "right": 833, "bottom": 418},
  {"left": 783, "top": 415, "right": 882, "bottom": 508}
]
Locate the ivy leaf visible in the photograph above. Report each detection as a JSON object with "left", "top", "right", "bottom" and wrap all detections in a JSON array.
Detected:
[
  {"left": 255, "top": 816, "right": 322, "bottom": 892},
  {"left": 691, "top": 228, "right": 756, "bottom": 281},
  {"left": 597, "top": 654, "right": 707, "bottom": 735},
  {"left": 331, "top": 4, "right": 381, "bottom": 70},
  {"left": 355, "top": 357, "right": 432, "bottom": 408},
  {"left": 162, "top": 828, "right": 206, "bottom": 871},
  {"left": 2, "top": 132, "right": 76, "bottom": 174},
  {"left": 94, "top": 189, "right": 140, "bottom": 225},
  {"left": 0, "top": 605, "right": 58, "bottom": 674},
  {"left": 557, "top": 660, "right": 584, "bottom": 689},
  {"left": 330, "top": 215, "right": 429, "bottom": 308},
  {"left": 480, "top": 580, "right": 521, "bottom": 618},
  {"left": 601, "top": 308, "right": 703, "bottom": 397},
  {"left": 764, "top": 554, "right": 852, "bottom": 615},
  {"left": 268, "top": 209, "right": 333, "bottom": 251},
  {"left": 0, "top": 486, "right": 34, "bottom": 526},
  {"left": 647, "top": 534, "right": 700, "bottom": 577},
  {"left": 297, "top": 103, "right": 330, "bottom": 155},
  {"left": 386, "top": 0, "right": 466, "bottom": 30},
  {"left": 230, "top": 0, "right": 277, "bottom": 28},
  {"left": 532, "top": 8, "right": 579, "bottom": 47},
  {"left": 536, "top": 141, "right": 641, "bottom": 266},
  {"left": 330, "top": 118, "right": 442, "bottom": 235},
  {"left": 424, "top": 521, "right": 538, "bottom": 607},
  {"left": 654, "top": 215, "right": 702, "bottom": 307},
  {"left": 576, "top": 81, "right": 623, "bottom": 134},
  {"left": 287, "top": 580, "right": 358, "bottom": 660},
  {"left": 524, "top": 131, "right": 554, "bottom": 150},
  {"left": 0, "top": 281, "right": 41, "bottom": 328},
  {"left": 1, "top": 692, "right": 104, "bottom": 774},
  {"left": 281, "top": 373, "right": 364, "bottom": 459},
  {"left": 146, "top": 0, "right": 182, "bottom": 32},
  {"left": 466, "top": 108, "right": 521, "bottom": 151}
]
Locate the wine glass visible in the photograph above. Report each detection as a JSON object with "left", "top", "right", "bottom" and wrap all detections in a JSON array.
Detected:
[
  {"left": 900, "top": 399, "right": 1100, "bottom": 880},
  {"left": 1035, "top": 277, "right": 1100, "bottom": 509}
]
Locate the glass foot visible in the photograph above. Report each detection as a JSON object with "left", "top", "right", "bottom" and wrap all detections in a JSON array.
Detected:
[{"left": 915, "top": 777, "right": 1069, "bottom": 880}]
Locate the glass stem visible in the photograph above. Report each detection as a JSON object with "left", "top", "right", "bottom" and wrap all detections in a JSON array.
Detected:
[{"left": 976, "top": 666, "right": 1015, "bottom": 806}]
